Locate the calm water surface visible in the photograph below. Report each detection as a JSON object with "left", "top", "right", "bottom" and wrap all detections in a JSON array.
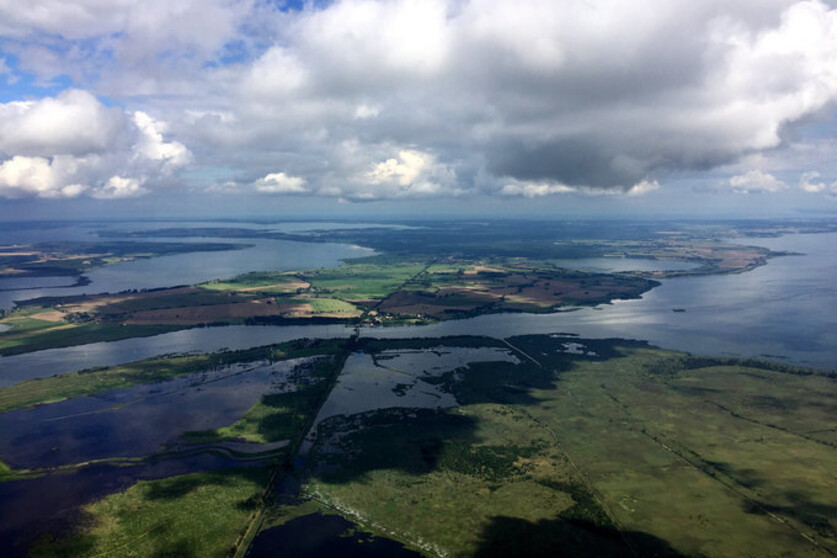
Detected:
[
  {"left": 305, "top": 347, "right": 520, "bottom": 448},
  {"left": 0, "top": 221, "right": 383, "bottom": 309},
  {"left": 548, "top": 256, "right": 700, "bottom": 273},
  {"left": 0, "top": 324, "right": 353, "bottom": 386},
  {"left": 0, "top": 358, "right": 309, "bottom": 468},
  {"left": 1, "top": 232, "right": 835, "bottom": 382}
]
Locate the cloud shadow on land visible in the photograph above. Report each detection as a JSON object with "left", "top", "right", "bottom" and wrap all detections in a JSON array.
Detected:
[{"left": 473, "top": 515, "right": 684, "bottom": 558}]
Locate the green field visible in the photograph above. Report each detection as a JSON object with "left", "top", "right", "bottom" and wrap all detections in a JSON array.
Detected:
[
  {"left": 0, "top": 306, "right": 66, "bottom": 333},
  {"left": 302, "top": 263, "right": 427, "bottom": 300},
  {"left": 291, "top": 297, "right": 359, "bottom": 314},
  {"left": 30, "top": 469, "right": 270, "bottom": 558},
  {"left": 298, "top": 336, "right": 837, "bottom": 557},
  {"left": 200, "top": 271, "right": 305, "bottom": 293}
]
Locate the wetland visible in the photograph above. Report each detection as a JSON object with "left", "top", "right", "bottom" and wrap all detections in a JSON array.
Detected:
[{"left": 1, "top": 218, "right": 836, "bottom": 557}]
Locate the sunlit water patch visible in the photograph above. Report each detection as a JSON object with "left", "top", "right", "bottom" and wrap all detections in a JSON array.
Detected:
[{"left": 547, "top": 256, "right": 700, "bottom": 273}]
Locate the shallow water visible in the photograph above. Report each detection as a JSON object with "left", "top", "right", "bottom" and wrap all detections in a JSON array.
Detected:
[
  {"left": 0, "top": 324, "right": 353, "bottom": 387},
  {"left": 0, "top": 358, "right": 310, "bottom": 468},
  {"left": 0, "top": 456, "right": 268, "bottom": 558},
  {"left": 246, "top": 513, "right": 422, "bottom": 558},
  {"left": 301, "top": 347, "right": 520, "bottom": 455}
]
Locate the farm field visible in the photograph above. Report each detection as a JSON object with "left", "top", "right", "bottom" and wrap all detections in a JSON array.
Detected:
[{"left": 0, "top": 258, "right": 656, "bottom": 355}]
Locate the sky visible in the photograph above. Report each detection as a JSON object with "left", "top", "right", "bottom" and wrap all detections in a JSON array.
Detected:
[{"left": 1, "top": 0, "right": 837, "bottom": 220}]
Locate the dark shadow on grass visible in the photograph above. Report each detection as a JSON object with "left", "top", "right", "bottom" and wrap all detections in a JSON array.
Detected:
[
  {"left": 144, "top": 469, "right": 264, "bottom": 501},
  {"left": 313, "top": 408, "right": 480, "bottom": 483},
  {"left": 144, "top": 475, "right": 227, "bottom": 500},
  {"left": 473, "top": 516, "right": 684, "bottom": 558},
  {"left": 151, "top": 539, "right": 198, "bottom": 558},
  {"left": 743, "top": 490, "right": 837, "bottom": 540},
  {"left": 310, "top": 337, "right": 652, "bottom": 483}
]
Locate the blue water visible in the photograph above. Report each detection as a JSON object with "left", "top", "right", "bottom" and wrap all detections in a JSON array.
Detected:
[
  {"left": 0, "top": 221, "right": 388, "bottom": 309},
  {"left": 0, "top": 359, "right": 307, "bottom": 468},
  {"left": 1, "top": 231, "right": 835, "bottom": 385}
]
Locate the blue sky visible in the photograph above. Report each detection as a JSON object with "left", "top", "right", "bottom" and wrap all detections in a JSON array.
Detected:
[{"left": 1, "top": 0, "right": 837, "bottom": 219}]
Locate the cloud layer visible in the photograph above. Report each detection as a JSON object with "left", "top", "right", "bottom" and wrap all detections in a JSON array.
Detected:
[
  {"left": 0, "top": 90, "right": 189, "bottom": 198},
  {"left": 1, "top": 0, "right": 837, "bottom": 202}
]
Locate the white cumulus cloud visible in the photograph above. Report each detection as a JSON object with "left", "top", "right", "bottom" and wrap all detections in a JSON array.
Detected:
[
  {"left": 799, "top": 170, "right": 837, "bottom": 194},
  {"left": 728, "top": 170, "right": 788, "bottom": 193},
  {"left": 0, "top": 89, "right": 126, "bottom": 157},
  {"left": 3, "top": 1, "right": 837, "bottom": 203},
  {"left": 0, "top": 90, "right": 191, "bottom": 199},
  {"left": 91, "top": 176, "right": 147, "bottom": 199},
  {"left": 361, "top": 149, "right": 457, "bottom": 198},
  {"left": 254, "top": 172, "right": 309, "bottom": 194}
]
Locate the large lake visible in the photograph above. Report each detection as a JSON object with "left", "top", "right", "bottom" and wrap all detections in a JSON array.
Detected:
[
  {"left": 1, "top": 229, "right": 835, "bottom": 384},
  {"left": 0, "top": 221, "right": 381, "bottom": 309}
]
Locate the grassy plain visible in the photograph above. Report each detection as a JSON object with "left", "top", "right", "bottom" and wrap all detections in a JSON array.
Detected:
[
  {"left": 0, "top": 253, "right": 657, "bottom": 355},
  {"left": 12, "top": 334, "right": 837, "bottom": 557},
  {"left": 29, "top": 469, "right": 269, "bottom": 558},
  {"left": 302, "top": 262, "right": 428, "bottom": 300},
  {"left": 299, "top": 336, "right": 837, "bottom": 558}
]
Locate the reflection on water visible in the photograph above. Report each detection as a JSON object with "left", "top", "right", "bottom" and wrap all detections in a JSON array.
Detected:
[
  {"left": 0, "top": 238, "right": 373, "bottom": 309},
  {"left": 0, "top": 324, "right": 353, "bottom": 387},
  {"left": 0, "top": 276, "right": 80, "bottom": 291},
  {"left": 246, "top": 513, "right": 422, "bottom": 558},
  {"left": 547, "top": 256, "right": 699, "bottom": 273},
  {"left": 364, "top": 234, "right": 837, "bottom": 369},
  {"left": 0, "top": 456, "right": 267, "bottom": 558},
  {"left": 1, "top": 232, "right": 835, "bottom": 380},
  {"left": 0, "top": 358, "right": 310, "bottom": 468},
  {"left": 314, "top": 347, "right": 518, "bottom": 427}
]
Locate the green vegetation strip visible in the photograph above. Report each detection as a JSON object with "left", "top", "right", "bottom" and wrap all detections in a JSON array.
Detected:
[
  {"left": 303, "top": 263, "right": 427, "bottom": 300},
  {"left": 0, "top": 323, "right": 183, "bottom": 357},
  {"left": 30, "top": 469, "right": 270, "bottom": 558},
  {"left": 183, "top": 356, "right": 345, "bottom": 444},
  {"left": 0, "top": 339, "right": 348, "bottom": 413}
]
